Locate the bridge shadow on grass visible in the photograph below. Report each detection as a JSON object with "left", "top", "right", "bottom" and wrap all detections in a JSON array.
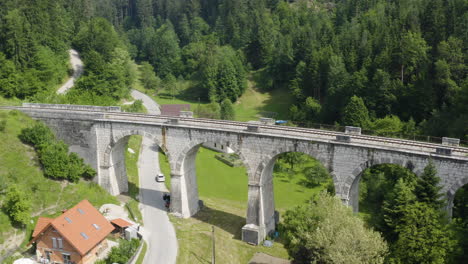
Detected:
[
  {"left": 137, "top": 187, "right": 169, "bottom": 212},
  {"left": 193, "top": 204, "right": 245, "bottom": 240}
]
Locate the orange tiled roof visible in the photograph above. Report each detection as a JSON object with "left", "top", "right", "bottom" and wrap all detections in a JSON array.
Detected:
[
  {"left": 30, "top": 200, "right": 114, "bottom": 256},
  {"left": 32, "top": 217, "right": 53, "bottom": 238},
  {"left": 111, "top": 218, "right": 133, "bottom": 228}
]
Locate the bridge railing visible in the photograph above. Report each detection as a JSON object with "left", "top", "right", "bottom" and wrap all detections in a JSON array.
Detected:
[{"left": 287, "top": 121, "right": 468, "bottom": 148}]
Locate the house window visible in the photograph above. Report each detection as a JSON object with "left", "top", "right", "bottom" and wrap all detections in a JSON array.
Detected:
[
  {"left": 62, "top": 253, "right": 71, "bottom": 264},
  {"left": 57, "top": 238, "right": 63, "bottom": 249},
  {"left": 52, "top": 237, "right": 57, "bottom": 248},
  {"left": 214, "top": 143, "right": 217, "bottom": 147}
]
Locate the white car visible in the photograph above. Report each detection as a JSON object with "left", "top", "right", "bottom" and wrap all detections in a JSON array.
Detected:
[{"left": 155, "top": 173, "right": 165, "bottom": 182}]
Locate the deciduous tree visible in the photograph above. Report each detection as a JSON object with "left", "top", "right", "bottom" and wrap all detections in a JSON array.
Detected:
[{"left": 281, "top": 192, "right": 388, "bottom": 264}]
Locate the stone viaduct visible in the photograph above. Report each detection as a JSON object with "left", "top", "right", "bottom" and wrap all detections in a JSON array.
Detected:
[{"left": 4, "top": 104, "right": 468, "bottom": 245}]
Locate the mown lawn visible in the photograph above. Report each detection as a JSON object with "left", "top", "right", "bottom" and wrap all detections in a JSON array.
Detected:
[{"left": 0, "top": 109, "right": 118, "bottom": 249}]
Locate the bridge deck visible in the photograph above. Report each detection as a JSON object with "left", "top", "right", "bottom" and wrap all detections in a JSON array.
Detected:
[{"left": 2, "top": 106, "right": 468, "bottom": 159}]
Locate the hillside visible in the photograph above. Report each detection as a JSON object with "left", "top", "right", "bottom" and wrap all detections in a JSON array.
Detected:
[{"left": 0, "top": 110, "right": 117, "bottom": 261}]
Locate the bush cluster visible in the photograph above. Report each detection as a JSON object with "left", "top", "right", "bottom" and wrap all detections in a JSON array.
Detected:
[
  {"left": 19, "top": 122, "right": 96, "bottom": 182},
  {"left": 96, "top": 239, "right": 140, "bottom": 264}
]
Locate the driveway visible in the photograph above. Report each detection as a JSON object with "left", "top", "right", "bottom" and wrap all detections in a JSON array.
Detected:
[
  {"left": 57, "top": 49, "right": 83, "bottom": 94},
  {"left": 131, "top": 89, "right": 178, "bottom": 264}
]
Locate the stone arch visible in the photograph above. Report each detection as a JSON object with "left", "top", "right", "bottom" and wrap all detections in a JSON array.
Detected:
[
  {"left": 102, "top": 129, "right": 167, "bottom": 167},
  {"left": 245, "top": 143, "right": 333, "bottom": 241},
  {"left": 446, "top": 176, "right": 468, "bottom": 217},
  {"left": 100, "top": 129, "right": 167, "bottom": 196},
  {"left": 170, "top": 137, "right": 251, "bottom": 218},
  {"left": 253, "top": 144, "right": 332, "bottom": 185},
  {"left": 347, "top": 158, "right": 417, "bottom": 212},
  {"left": 173, "top": 138, "right": 250, "bottom": 175}
]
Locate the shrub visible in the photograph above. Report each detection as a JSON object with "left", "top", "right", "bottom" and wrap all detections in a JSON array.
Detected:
[
  {"left": 100, "top": 238, "right": 140, "bottom": 264},
  {"left": 19, "top": 121, "right": 97, "bottom": 181},
  {"left": 19, "top": 122, "right": 54, "bottom": 148},
  {"left": 39, "top": 141, "right": 70, "bottom": 180},
  {"left": 4, "top": 185, "right": 31, "bottom": 225}
]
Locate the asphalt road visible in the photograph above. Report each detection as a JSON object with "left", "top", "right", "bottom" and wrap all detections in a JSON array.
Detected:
[
  {"left": 131, "top": 90, "right": 161, "bottom": 115},
  {"left": 132, "top": 90, "right": 178, "bottom": 264},
  {"left": 57, "top": 49, "right": 83, "bottom": 94}
]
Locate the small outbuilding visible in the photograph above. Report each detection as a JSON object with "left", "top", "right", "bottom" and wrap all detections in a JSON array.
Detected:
[{"left": 110, "top": 218, "right": 133, "bottom": 237}]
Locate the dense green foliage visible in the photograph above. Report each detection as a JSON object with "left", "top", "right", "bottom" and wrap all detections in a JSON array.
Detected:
[
  {"left": 95, "top": 238, "right": 140, "bottom": 264},
  {"left": 414, "top": 160, "right": 445, "bottom": 209},
  {"left": 281, "top": 192, "right": 388, "bottom": 263},
  {"left": 342, "top": 95, "right": 370, "bottom": 128},
  {"left": 0, "top": 0, "right": 71, "bottom": 99},
  {"left": 1, "top": 0, "right": 466, "bottom": 133},
  {"left": 359, "top": 162, "right": 462, "bottom": 263},
  {"left": 73, "top": 17, "right": 135, "bottom": 99},
  {"left": 3, "top": 185, "right": 31, "bottom": 226},
  {"left": 19, "top": 122, "right": 96, "bottom": 182},
  {"left": 220, "top": 98, "right": 235, "bottom": 120}
]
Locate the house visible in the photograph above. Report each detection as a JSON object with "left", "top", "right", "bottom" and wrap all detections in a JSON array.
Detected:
[
  {"left": 160, "top": 104, "right": 191, "bottom": 117},
  {"left": 29, "top": 200, "right": 115, "bottom": 264}
]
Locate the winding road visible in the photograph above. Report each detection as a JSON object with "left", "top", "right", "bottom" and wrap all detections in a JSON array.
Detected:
[
  {"left": 59, "top": 49, "right": 178, "bottom": 263},
  {"left": 133, "top": 90, "right": 178, "bottom": 264},
  {"left": 57, "top": 49, "right": 83, "bottom": 94}
]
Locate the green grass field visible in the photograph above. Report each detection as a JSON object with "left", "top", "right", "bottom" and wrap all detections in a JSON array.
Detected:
[
  {"left": 234, "top": 73, "right": 294, "bottom": 121},
  {"left": 0, "top": 109, "right": 118, "bottom": 249}
]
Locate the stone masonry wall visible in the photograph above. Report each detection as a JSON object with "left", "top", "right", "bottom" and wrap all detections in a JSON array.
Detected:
[{"left": 18, "top": 107, "right": 468, "bottom": 245}]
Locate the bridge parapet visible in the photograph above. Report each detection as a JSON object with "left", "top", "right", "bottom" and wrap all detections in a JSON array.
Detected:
[
  {"left": 22, "top": 103, "right": 121, "bottom": 112},
  {"left": 442, "top": 137, "right": 460, "bottom": 147},
  {"left": 345, "top": 126, "right": 361, "bottom": 135}
]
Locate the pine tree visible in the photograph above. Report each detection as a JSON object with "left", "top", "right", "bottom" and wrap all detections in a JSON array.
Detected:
[
  {"left": 391, "top": 202, "right": 449, "bottom": 264},
  {"left": 220, "top": 98, "right": 235, "bottom": 120},
  {"left": 383, "top": 178, "right": 416, "bottom": 242},
  {"left": 342, "top": 95, "right": 370, "bottom": 129},
  {"left": 414, "top": 161, "right": 445, "bottom": 209}
]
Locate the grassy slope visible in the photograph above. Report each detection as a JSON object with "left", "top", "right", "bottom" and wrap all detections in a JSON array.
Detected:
[
  {"left": 234, "top": 73, "right": 293, "bottom": 122},
  {"left": 0, "top": 109, "right": 118, "bottom": 248}
]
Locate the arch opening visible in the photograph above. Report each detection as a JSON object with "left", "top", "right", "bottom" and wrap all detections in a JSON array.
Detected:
[
  {"left": 171, "top": 139, "right": 249, "bottom": 238},
  {"left": 258, "top": 151, "right": 335, "bottom": 238},
  {"left": 354, "top": 163, "right": 417, "bottom": 242},
  {"left": 452, "top": 183, "right": 468, "bottom": 262},
  {"left": 103, "top": 131, "right": 169, "bottom": 201}
]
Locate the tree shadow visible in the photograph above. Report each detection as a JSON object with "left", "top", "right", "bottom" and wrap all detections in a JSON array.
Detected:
[{"left": 193, "top": 204, "right": 246, "bottom": 240}]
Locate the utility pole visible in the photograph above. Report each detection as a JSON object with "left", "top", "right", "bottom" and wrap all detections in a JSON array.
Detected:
[{"left": 211, "top": 225, "right": 215, "bottom": 264}]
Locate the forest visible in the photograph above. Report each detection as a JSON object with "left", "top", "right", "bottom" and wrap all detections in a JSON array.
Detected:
[
  {"left": 0, "top": 0, "right": 467, "bottom": 263},
  {"left": 0, "top": 0, "right": 466, "bottom": 139}
]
